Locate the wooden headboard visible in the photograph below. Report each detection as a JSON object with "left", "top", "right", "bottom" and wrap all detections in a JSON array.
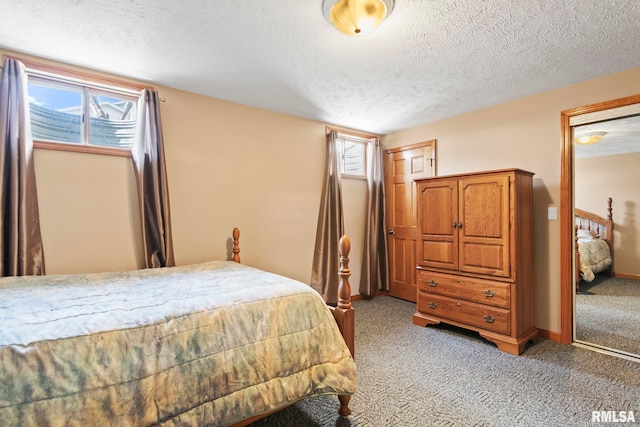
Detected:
[{"left": 574, "top": 197, "right": 614, "bottom": 289}]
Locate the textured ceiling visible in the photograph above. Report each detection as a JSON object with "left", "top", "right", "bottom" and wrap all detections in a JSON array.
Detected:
[
  {"left": 575, "top": 115, "right": 640, "bottom": 159},
  {"left": 1, "top": 1, "right": 640, "bottom": 134}
]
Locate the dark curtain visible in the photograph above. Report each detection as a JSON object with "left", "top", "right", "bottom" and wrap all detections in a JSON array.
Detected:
[
  {"left": 0, "top": 57, "right": 45, "bottom": 276},
  {"left": 311, "top": 130, "right": 344, "bottom": 304},
  {"left": 132, "top": 89, "right": 175, "bottom": 268},
  {"left": 360, "top": 138, "right": 388, "bottom": 297}
]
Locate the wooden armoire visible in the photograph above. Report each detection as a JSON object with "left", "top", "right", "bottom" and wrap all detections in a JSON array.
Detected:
[{"left": 412, "top": 168, "right": 538, "bottom": 355}]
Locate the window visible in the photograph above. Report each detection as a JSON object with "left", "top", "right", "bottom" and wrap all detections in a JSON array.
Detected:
[
  {"left": 336, "top": 133, "right": 371, "bottom": 178},
  {"left": 27, "top": 70, "right": 139, "bottom": 153}
]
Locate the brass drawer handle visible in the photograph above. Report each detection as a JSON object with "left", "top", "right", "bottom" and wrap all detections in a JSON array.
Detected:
[
  {"left": 483, "top": 314, "right": 495, "bottom": 324},
  {"left": 428, "top": 302, "right": 438, "bottom": 309},
  {"left": 428, "top": 279, "right": 437, "bottom": 287},
  {"left": 483, "top": 289, "right": 495, "bottom": 298}
]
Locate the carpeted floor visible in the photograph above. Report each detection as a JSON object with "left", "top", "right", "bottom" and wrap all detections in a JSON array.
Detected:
[
  {"left": 576, "top": 275, "right": 640, "bottom": 355},
  {"left": 250, "top": 296, "right": 640, "bottom": 427}
]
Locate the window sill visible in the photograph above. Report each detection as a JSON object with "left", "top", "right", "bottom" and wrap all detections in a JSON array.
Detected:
[{"left": 34, "top": 140, "right": 132, "bottom": 157}]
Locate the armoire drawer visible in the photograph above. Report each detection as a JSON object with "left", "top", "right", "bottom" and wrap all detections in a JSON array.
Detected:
[
  {"left": 417, "top": 293, "right": 511, "bottom": 335},
  {"left": 417, "top": 270, "right": 510, "bottom": 309}
]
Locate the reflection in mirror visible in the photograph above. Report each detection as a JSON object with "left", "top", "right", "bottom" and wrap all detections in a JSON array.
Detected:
[{"left": 573, "top": 113, "right": 640, "bottom": 360}]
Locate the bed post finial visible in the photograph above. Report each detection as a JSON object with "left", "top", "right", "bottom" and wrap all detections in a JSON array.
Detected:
[
  {"left": 337, "top": 235, "right": 352, "bottom": 310},
  {"left": 607, "top": 197, "right": 613, "bottom": 221},
  {"left": 232, "top": 228, "right": 240, "bottom": 263}
]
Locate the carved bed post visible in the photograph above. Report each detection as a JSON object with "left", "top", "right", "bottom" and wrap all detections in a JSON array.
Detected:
[
  {"left": 606, "top": 197, "right": 614, "bottom": 277},
  {"left": 337, "top": 236, "right": 352, "bottom": 311},
  {"left": 232, "top": 227, "right": 240, "bottom": 263},
  {"left": 333, "top": 235, "right": 355, "bottom": 417}
]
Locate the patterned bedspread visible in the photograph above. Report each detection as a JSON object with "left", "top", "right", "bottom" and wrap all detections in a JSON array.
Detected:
[
  {"left": 578, "top": 237, "right": 612, "bottom": 283},
  {"left": 0, "top": 261, "right": 356, "bottom": 426}
]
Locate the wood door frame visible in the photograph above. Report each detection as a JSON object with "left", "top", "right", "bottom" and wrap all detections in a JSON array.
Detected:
[{"left": 559, "top": 93, "right": 640, "bottom": 344}]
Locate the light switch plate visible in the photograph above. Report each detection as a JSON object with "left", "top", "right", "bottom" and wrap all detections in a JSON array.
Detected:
[{"left": 548, "top": 207, "right": 557, "bottom": 220}]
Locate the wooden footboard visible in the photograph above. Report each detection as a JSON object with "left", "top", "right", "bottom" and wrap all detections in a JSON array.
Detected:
[{"left": 230, "top": 227, "right": 354, "bottom": 418}]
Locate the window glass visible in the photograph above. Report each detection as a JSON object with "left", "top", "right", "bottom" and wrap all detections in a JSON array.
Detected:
[
  {"left": 27, "top": 75, "right": 138, "bottom": 151},
  {"left": 337, "top": 134, "right": 369, "bottom": 178},
  {"left": 88, "top": 92, "right": 137, "bottom": 149},
  {"left": 341, "top": 139, "right": 366, "bottom": 177},
  {"left": 28, "top": 80, "right": 83, "bottom": 144}
]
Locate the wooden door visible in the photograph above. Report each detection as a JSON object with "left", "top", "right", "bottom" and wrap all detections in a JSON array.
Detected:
[
  {"left": 458, "top": 173, "right": 511, "bottom": 277},
  {"left": 385, "top": 141, "right": 435, "bottom": 302},
  {"left": 416, "top": 178, "right": 458, "bottom": 270}
]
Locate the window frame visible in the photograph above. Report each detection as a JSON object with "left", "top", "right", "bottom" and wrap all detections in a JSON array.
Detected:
[{"left": 11, "top": 56, "right": 150, "bottom": 157}]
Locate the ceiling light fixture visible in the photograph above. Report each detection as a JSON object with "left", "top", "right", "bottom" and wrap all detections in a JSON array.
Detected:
[
  {"left": 322, "top": 0, "right": 395, "bottom": 37},
  {"left": 575, "top": 131, "right": 607, "bottom": 145}
]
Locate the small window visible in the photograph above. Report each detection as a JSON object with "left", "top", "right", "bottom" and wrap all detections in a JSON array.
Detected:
[
  {"left": 27, "top": 74, "right": 138, "bottom": 151},
  {"left": 337, "top": 133, "right": 370, "bottom": 178}
]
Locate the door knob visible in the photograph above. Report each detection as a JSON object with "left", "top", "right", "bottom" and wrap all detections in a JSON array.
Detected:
[{"left": 388, "top": 229, "right": 396, "bottom": 235}]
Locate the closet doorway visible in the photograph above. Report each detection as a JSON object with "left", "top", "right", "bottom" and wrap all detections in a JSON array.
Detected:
[
  {"left": 560, "top": 94, "right": 640, "bottom": 361},
  {"left": 384, "top": 140, "right": 435, "bottom": 302}
]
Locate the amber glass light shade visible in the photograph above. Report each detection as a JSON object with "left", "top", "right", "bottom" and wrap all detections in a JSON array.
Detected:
[
  {"left": 575, "top": 131, "right": 606, "bottom": 145},
  {"left": 328, "top": 0, "right": 389, "bottom": 36}
]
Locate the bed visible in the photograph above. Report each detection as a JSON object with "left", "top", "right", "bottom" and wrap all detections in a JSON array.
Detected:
[
  {"left": 0, "top": 228, "right": 356, "bottom": 426},
  {"left": 575, "top": 197, "right": 614, "bottom": 290}
]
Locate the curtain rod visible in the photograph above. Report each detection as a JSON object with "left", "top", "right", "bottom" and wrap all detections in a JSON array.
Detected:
[{"left": 325, "top": 125, "right": 379, "bottom": 140}]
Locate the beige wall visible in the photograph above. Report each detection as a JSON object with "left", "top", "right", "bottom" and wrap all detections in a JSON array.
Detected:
[
  {"left": 4, "top": 49, "right": 367, "bottom": 293},
  {"left": 34, "top": 149, "right": 141, "bottom": 274},
  {"left": 384, "top": 66, "right": 640, "bottom": 332},
  {"left": 160, "top": 84, "right": 367, "bottom": 288},
  {"left": 575, "top": 152, "right": 640, "bottom": 276}
]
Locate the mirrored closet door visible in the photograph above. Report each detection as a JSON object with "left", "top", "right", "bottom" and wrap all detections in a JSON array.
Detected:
[{"left": 568, "top": 99, "right": 640, "bottom": 361}]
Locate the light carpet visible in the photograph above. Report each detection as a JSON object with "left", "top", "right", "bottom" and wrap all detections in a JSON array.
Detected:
[{"left": 250, "top": 296, "right": 639, "bottom": 427}]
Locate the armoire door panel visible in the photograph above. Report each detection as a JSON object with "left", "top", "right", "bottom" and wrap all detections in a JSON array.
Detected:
[
  {"left": 460, "top": 242, "right": 506, "bottom": 276},
  {"left": 459, "top": 175, "right": 510, "bottom": 275},
  {"left": 417, "top": 179, "right": 458, "bottom": 270},
  {"left": 421, "top": 241, "right": 456, "bottom": 268}
]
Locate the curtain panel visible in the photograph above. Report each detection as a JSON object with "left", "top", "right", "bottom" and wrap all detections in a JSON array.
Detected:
[
  {"left": 311, "top": 130, "right": 344, "bottom": 304},
  {"left": 132, "top": 89, "right": 175, "bottom": 268},
  {"left": 0, "top": 57, "right": 45, "bottom": 276},
  {"left": 360, "top": 138, "right": 389, "bottom": 297}
]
